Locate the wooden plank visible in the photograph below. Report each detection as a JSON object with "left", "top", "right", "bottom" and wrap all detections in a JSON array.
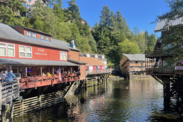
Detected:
[
  {"left": 22, "top": 96, "right": 38, "bottom": 101},
  {"left": 23, "top": 101, "right": 39, "bottom": 106},
  {"left": 10, "top": 104, "right": 14, "bottom": 122},
  {"left": 41, "top": 99, "right": 54, "bottom": 103},
  {"left": 23, "top": 103, "right": 39, "bottom": 107},
  {"left": 23, "top": 99, "right": 39, "bottom": 103},
  {"left": 23, "top": 105, "right": 39, "bottom": 110}
]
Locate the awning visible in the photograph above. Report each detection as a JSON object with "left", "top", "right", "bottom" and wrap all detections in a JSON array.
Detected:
[
  {"left": 0, "top": 58, "right": 79, "bottom": 66},
  {"left": 67, "top": 59, "right": 86, "bottom": 65}
]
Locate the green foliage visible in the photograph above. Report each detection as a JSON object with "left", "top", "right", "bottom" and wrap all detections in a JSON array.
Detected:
[
  {"left": 92, "top": 5, "right": 156, "bottom": 68},
  {"left": 0, "top": 0, "right": 27, "bottom": 26},
  {"left": 118, "top": 38, "right": 140, "bottom": 54}
]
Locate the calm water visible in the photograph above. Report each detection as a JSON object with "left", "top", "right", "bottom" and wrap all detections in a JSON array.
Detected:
[{"left": 14, "top": 79, "right": 183, "bottom": 122}]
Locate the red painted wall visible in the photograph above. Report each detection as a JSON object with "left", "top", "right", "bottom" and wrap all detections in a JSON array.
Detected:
[{"left": 0, "top": 40, "right": 68, "bottom": 61}]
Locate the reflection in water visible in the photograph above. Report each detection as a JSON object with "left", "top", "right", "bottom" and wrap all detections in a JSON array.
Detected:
[{"left": 14, "top": 79, "right": 183, "bottom": 122}]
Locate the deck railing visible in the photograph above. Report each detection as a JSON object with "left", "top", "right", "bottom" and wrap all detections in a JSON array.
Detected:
[
  {"left": 86, "top": 69, "right": 112, "bottom": 75},
  {"left": 19, "top": 74, "right": 80, "bottom": 89},
  {"left": 0, "top": 79, "right": 20, "bottom": 111}
]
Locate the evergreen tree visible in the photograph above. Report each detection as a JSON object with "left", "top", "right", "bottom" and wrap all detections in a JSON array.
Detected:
[
  {"left": 67, "top": 0, "right": 80, "bottom": 19},
  {"left": 0, "top": 0, "right": 27, "bottom": 26}
]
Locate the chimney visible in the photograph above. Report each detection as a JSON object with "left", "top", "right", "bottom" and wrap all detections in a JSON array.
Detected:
[
  {"left": 86, "top": 53, "right": 90, "bottom": 57},
  {"left": 95, "top": 54, "right": 98, "bottom": 58},
  {"left": 70, "top": 40, "right": 75, "bottom": 49}
]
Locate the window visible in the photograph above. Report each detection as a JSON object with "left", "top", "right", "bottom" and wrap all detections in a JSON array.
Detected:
[
  {"left": 26, "top": 47, "right": 32, "bottom": 58},
  {"left": 19, "top": 46, "right": 32, "bottom": 58},
  {"left": 45, "top": 36, "right": 49, "bottom": 41},
  {"left": 27, "top": 31, "right": 31, "bottom": 36},
  {"left": 41, "top": 35, "right": 44, "bottom": 39},
  {"left": 0, "top": 43, "right": 6, "bottom": 56},
  {"left": 32, "top": 33, "right": 37, "bottom": 38},
  {"left": 19, "top": 46, "right": 25, "bottom": 57},
  {"left": 131, "top": 61, "right": 135, "bottom": 63},
  {"left": 64, "top": 52, "right": 67, "bottom": 60},
  {"left": 60, "top": 52, "right": 67, "bottom": 60},
  {"left": 60, "top": 52, "right": 63, "bottom": 60},
  {"left": 8, "top": 44, "right": 14, "bottom": 57}
]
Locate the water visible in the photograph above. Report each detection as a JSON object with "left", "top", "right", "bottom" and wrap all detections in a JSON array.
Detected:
[{"left": 14, "top": 79, "right": 183, "bottom": 122}]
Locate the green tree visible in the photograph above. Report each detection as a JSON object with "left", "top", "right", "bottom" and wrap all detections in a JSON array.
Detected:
[
  {"left": 0, "top": 0, "right": 27, "bottom": 26},
  {"left": 118, "top": 38, "right": 140, "bottom": 54},
  {"left": 147, "top": 33, "right": 156, "bottom": 51},
  {"left": 67, "top": 0, "right": 80, "bottom": 19}
]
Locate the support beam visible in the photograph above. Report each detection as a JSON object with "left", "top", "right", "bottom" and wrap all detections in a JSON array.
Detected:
[
  {"left": 42, "top": 86, "right": 49, "bottom": 93},
  {"left": 40, "top": 67, "right": 43, "bottom": 76},
  {"left": 25, "top": 67, "right": 27, "bottom": 77},
  {"left": 24, "top": 89, "right": 33, "bottom": 98},
  {"left": 163, "top": 76, "right": 171, "bottom": 110},
  {"left": 52, "top": 67, "right": 54, "bottom": 74}
]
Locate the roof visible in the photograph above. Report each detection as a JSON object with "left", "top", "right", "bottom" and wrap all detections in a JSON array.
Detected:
[
  {"left": 67, "top": 59, "right": 86, "bottom": 65},
  {"left": 154, "top": 17, "right": 183, "bottom": 32},
  {"left": 79, "top": 57, "right": 105, "bottom": 66},
  {"left": 0, "top": 23, "right": 78, "bottom": 51},
  {"left": 0, "top": 58, "right": 78, "bottom": 66},
  {"left": 123, "top": 54, "right": 145, "bottom": 61},
  {"left": 51, "top": 38, "right": 79, "bottom": 51},
  {"left": 11, "top": 26, "right": 52, "bottom": 36}
]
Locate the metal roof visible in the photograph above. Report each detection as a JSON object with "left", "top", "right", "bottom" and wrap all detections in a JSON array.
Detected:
[
  {"left": 51, "top": 38, "right": 79, "bottom": 51},
  {"left": 154, "top": 17, "right": 183, "bottom": 32},
  {"left": 0, "top": 58, "right": 78, "bottom": 66},
  {"left": 123, "top": 54, "right": 145, "bottom": 61},
  {"left": 0, "top": 23, "right": 78, "bottom": 51},
  {"left": 67, "top": 59, "right": 86, "bottom": 64},
  {"left": 11, "top": 26, "right": 52, "bottom": 36}
]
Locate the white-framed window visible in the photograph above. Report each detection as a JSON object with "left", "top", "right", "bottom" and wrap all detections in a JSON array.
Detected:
[
  {"left": 0, "top": 43, "right": 6, "bottom": 56},
  {"left": 60, "top": 52, "right": 63, "bottom": 60},
  {"left": 32, "top": 33, "right": 37, "bottom": 38},
  {"left": 19, "top": 46, "right": 25, "bottom": 57},
  {"left": 27, "top": 31, "right": 31, "bottom": 36},
  {"left": 45, "top": 36, "right": 49, "bottom": 41},
  {"left": 19, "top": 46, "right": 32, "bottom": 58},
  {"left": 41, "top": 35, "right": 44, "bottom": 39},
  {"left": 26, "top": 47, "right": 32, "bottom": 58},
  {"left": 8, "top": 44, "right": 15, "bottom": 57},
  {"left": 64, "top": 52, "right": 67, "bottom": 60},
  {"left": 60, "top": 52, "right": 67, "bottom": 60}
]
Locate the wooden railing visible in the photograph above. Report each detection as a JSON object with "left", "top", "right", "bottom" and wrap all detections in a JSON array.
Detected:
[
  {"left": 86, "top": 69, "right": 112, "bottom": 75},
  {"left": 0, "top": 79, "right": 20, "bottom": 111},
  {"left": 19, "top": 74, "right": 80, "bottom": 89}
]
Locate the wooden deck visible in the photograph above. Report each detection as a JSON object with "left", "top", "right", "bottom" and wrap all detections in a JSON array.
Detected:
[
  {"left": 19, "top": 74, "right": 80, "bottom": 89},
  {"left": 146, "top": 66, "right": 183, "bottom": 76}
]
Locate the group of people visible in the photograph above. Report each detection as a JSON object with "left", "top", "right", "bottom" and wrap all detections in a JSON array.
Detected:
[{"left": 0, "top": 70, "right": 16, "bottom": 83}]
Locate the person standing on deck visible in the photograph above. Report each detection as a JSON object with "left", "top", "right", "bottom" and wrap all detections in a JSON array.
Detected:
[{"left": 7, "top": 70, "right": 16, "bottom": 82}]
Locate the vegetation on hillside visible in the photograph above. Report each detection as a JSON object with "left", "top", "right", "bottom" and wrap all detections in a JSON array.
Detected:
[{"left": 0, "top": 0, "right": 157, "bottom": 68}]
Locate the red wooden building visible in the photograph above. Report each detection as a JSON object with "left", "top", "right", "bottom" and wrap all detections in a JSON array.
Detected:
[{"left": 0, "top": 23, "right": 86, "bottom": 89}]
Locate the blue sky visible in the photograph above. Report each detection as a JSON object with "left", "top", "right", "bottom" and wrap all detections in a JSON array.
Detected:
[{"left": 62, "top": 0, "right": 170, "bottom": 37}]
